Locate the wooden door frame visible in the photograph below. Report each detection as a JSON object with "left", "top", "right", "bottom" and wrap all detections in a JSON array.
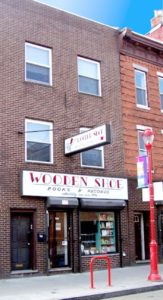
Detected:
[
  {"left": 10, "top": 209, "right": 36, "bottom": 270},
  {"left": 48, "top": 209, "right": 71, "bottom": 269}
]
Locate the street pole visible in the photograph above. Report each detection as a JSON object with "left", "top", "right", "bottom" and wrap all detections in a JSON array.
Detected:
[{"left": 142, "top": 129, "right": 161, "bottom": 281}]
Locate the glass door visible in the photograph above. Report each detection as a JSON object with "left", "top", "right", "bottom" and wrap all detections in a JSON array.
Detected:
[{"left": 48, "top": 211, "right": 69, "bottom": 268}]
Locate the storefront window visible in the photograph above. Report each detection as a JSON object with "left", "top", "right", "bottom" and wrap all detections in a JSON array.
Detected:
[{"left": 80, "top": 212, "right": 116, "bottom": 255}]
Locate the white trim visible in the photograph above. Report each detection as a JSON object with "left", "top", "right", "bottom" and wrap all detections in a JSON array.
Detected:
[
  {"left": 25, "top": 119, "right": 53, "bottom": 164},
  {"left": 33, "top": 1, "right": 118, "bottom": 32},
  {"left": 77, "top": 56, "right": 101, "bottom": 96},
  {"left": 64, "top": 213, "right": 68, "bottom": 265},
  {"left": 136, "top": 104, "right": 150, "bottom": 110},
  {"left": 149, "top": 23, "right": 162, "bottom": 33},
  {"left": 25, "top": 43, "right": 52, "bottom": 85},
  {"left": 158, "top": 77, "right": 163, "bottom": 111},
  {"left": 140, "top": 214, "right": 145, "bottom": 260},
  {"left": 157, "top": 71, "right": 163, "bottom": 77},
  {"left": 136, "top": 125, "right": 152, "bottom": 130},
  {"left": 161, "top": 130, "right": 163, "bottom": 134},
  {"left": 135, "top": 69, "right": 148, "bottom": 108},
  {"left": 133, "top": 64, "right": 148, "bottom": 72}
]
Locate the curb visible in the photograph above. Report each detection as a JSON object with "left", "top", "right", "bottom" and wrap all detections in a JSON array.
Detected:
[{"left": 60, "top": 284, "right": 163, "bottom": 300}]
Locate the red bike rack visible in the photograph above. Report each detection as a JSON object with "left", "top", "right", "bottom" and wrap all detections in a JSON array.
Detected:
[{"left": 90, "top": 255, "right": 111, "bottom": 288}]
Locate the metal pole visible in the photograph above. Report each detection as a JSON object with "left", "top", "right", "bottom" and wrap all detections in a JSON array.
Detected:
[{"left": 146, "top": 145, "right": 161, "bottom": 281}]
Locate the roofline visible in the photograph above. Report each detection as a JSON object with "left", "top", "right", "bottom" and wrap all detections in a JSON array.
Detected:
[
  {"left": 120, "top": 28, "right": 163, "bottom": 50},
  {"left": 33, "top": 0, "right": 119, "bottom": 32}
]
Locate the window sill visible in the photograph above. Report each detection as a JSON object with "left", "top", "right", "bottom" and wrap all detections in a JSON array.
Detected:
[
  {"left": 24, "top": 80, "right": 53, "bottom": 88},
  {"left": 136, "top": 105, "right": 150, "bottom": 110},
  {"left": 25, "top": 160, "right": 53, "bottom": 165},
  {"left": 78, "top": 91, "right": 102, "bottom": 98},
  {"left": 81, "top": 165, "right": 104, "bottom": 169}
]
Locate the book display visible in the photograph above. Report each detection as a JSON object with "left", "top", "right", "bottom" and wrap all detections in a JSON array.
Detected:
[{"left": 81, "top": 212, "right": 116, "bottom": 255}]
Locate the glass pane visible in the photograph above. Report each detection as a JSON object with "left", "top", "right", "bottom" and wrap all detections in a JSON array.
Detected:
[
  {"left": 159, "top": 77, "right": 163, "bottom": 94},
  {"left": 161, "top": 95, "right": 163, "bottom": 110},
  {"left": 27, "top": 141, "right": 50, "bottom": 162},
  {"left": 135, "top": 70, "right": 146, "bottom": 89},
  {"left": 81, "top": 148, "right": 102, "bottom": 167},
  {"left": 26, "top": 44, "right": 50, "bottom": 65},
  {"left": 27, "top": 121, "right": 51, "bottom": 143},
  {"left": 80, "top": 212, "right": 116, "bottom": 255},
  {"left": 49, "top": 212, "right": 68, "bottom": 268},
  {"left": 138, "top": 131, "right": 147, "bottom": 155},
  {"left": 26, "top": 63, "right": 50, "bottom": 84},
  {"left": 78, "top": 59, "right": 99, "bottom": 79},
  {"left": 136, "top": 88, "right": 147, "bottom": 106},
  {"left": 79, "top": 76, "right": 99, "bottom": 95}
]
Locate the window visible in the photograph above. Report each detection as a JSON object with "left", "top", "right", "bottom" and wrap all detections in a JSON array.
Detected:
[
  {"left": 25, "top": 43, "right": 52, "bottom": 85},
  {"left": 80, "top": 212, "right": 116, "bottom": 255},
  {"left": 138, "top": 130, "right": 147, "bottom": 156},
  {"left": 77, "top": 57, "right": 101, "bottom": 96},
  {"left": 159, "top": 77, "right": 163, "bottom": 111},
  {"left": 135, "top": 69, "right": 148, "bottom": 107},
  {"left": 25, "top": 119, "right": 53, "bottom": 163},
  {"left": 80, "top": 128, "right": 104, "bottom": 168}
]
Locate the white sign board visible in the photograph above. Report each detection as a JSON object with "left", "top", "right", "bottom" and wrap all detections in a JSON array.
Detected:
[
  {"left": 142, "top": 182, "right": 163, "bottom": 201},
  {"left": 64, "top": 124, "right": 111, "bottom": 155},
  {"left": 21, "top": 171, "right": 128, "bottom": 200}
]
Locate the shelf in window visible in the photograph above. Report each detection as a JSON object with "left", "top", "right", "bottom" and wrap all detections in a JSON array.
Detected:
[
  {"left": 101, "top": 243, "right": 114, "bottom": 246},
  {"left": 82, "top": 241, "right": 96, "bottom": 243}
]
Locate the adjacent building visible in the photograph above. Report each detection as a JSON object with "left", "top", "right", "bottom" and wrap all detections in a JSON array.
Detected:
[
  {"left": 119, "top": 14, "right": 163, "bottom": 263},
  {"left": 0, "top": 0, "right": 162, "bottom": 278}
]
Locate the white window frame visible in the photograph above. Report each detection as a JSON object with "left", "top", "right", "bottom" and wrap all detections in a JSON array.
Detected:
[
  {"left": 25, "top": 119, "right": 53, "bottom": 164},
  {"left": 134, "top": 65, "right": 148, "bottom": 109},
  {"left": 136, "top": 125, "right": 152, "bottom": 156},
  {"left": 159, "top": 77, "right": 163, "bottom": 112},
  {"left": 80, "top": 127, "right": 104, "bottom": 168},
  {"left": 77, "top": 57, "right": 101, "bottom": 96},
  {"left": 25, "top": 43, "right": 52, "bottom": 85}
]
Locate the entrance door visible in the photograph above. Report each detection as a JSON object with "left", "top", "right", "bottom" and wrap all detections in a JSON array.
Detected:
[
  {"left": 134, "top": 213, "right": 149, "bottom": 261},
  {"left": 11, "top": 213, "right": 33, "bottom": 270},
  {"left": 158, "top": 214, "right": 163, "bottom": 261},
  {"left": 48, "top": 211, "right": 70, "bottom": 268}
]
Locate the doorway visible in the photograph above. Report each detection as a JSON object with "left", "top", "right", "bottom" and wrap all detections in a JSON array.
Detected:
[
  {"left": 11, "top": 213, "right": 34, "bottom": 271},
  {"left": 134, "top": 212, "right": 150, "bottom": 261},
  {"left": 158, "top": 213, "right": 163, "bottom": 261},
  {"left": 48, "top": 211, "right": 70, "bottom": 268}
]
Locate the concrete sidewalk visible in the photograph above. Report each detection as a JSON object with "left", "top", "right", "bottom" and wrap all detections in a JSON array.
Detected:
[{"left": 0, "top": 264, "right": 163, "bottom": 300}]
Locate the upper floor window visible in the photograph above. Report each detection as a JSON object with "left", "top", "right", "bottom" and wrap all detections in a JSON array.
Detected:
[
  {"left": 25, "top": 119, "right": 53, "bottom": 163},
  {"left": 138, "top": 130, "right": 147, "bottom": 156},
  {"left": 159, "top": 77, "right": 163, "bottom": 111},
  {"left": 80, "top": 128, "right": 104, "bottom": 168},
  {"left": 77, "top": 57, "right": 101, "bottom": 96},
  {"left": 135, "top": 69, "right": 148, "bottom": 107},
  {"left": 25, "top": 43, "right": 52, "bottom": 85}
]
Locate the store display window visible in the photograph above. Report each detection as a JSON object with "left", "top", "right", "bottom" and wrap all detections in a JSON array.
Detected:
[{"left": 80, "top": 212, "right": 116, "bottom": 255}]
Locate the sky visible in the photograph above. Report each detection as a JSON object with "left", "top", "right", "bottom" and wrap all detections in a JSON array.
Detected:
[{"left": 35, "top": 0, "right": 163, "bottom": 35}]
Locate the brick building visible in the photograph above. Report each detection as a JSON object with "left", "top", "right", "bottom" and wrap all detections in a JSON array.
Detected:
[
  {"left": 119, "top": 12, "right": 163, "bottom": 264},
  {"left": 0, "top": 0, "right": 162, "bottom": 278}
]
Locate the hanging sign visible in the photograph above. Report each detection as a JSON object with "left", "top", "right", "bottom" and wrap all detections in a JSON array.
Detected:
[
  {"left": 137, "top": 155, "right": 148, "bottom": 188},
  {"left": 64, "top": 124, "right": 111, "bottom": 155}
]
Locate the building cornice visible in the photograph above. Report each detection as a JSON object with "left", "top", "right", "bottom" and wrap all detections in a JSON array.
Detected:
[{"left": 119, "top": 28, "right": 163, "bottom": 66}]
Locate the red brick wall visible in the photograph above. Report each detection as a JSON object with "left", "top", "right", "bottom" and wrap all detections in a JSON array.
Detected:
[
  {"left": 0, "top": 0, "right": 124, "bottom": 277},
  {"left": 120, "top": 54, "right": 163, "bottom": 181}
]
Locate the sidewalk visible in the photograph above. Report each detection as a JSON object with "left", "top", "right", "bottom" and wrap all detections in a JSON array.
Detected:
[{"left": 0, "top": 264, "right": 163, "bottom": 300}]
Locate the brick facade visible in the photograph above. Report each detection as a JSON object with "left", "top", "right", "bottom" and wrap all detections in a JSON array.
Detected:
[
  {"left": 0, "top": 0, "right": 163, "bottom": 278},
  {"left": 119, "top": 29, "right": 163, "bottom": 264}
]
